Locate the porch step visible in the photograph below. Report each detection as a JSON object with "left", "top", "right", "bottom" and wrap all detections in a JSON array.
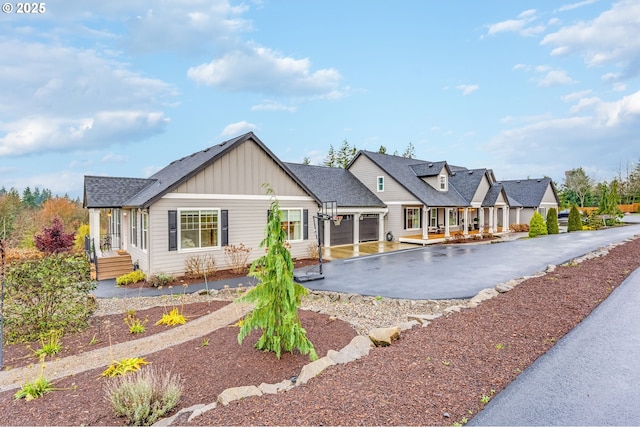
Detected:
[{"left": 97, "top": 253, "right": 133, "bottom": 281}]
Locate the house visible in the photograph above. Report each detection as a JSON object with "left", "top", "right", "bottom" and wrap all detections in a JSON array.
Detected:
[
  {"left": 500, "top": 178, "right": 560, "bottom": 225},
  {"left": 346, "top": 151, "right": 517, "bottom": 242},
  {"left": 83, "top": 132, "right": 559, "bottom": 279},
  {"left": 84, "top": 132, "right": 323, "bottom": 279},
  {"left": 284, "top": 163, "right": 387, "bottom": 246}
]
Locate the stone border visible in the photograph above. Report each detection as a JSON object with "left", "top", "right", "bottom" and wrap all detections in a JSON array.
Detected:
[{"left": 155, "top": 238, "right": 637, "bottom": 425}]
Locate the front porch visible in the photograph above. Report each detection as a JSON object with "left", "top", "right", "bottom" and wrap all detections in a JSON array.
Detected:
[{"left": 399, "top": 227, "right": 505, "bottom": 245}]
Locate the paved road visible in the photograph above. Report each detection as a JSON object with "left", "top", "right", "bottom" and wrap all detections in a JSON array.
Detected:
[
  {"left": 300, "top": 221, "right": 640, "bottom": 299},
  {"left": 95, "top": 216, "right": 640, "bottom": 300},
  {"left": 469, "top": 266, "right": 640, "bottom": 426}
]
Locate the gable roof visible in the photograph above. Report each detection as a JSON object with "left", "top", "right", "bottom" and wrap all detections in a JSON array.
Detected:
[
  {"left": 349, "top": 151, "right": 469, "bottom": 207},
  {"left": 84, "top": 132, "right": 318, "bottom": 209},
  {"left": 83, "top": 176, "right": 154, "bottom": 208},
  {"left": 284, "top": 163, "right": 386, "bottom": 208},
  {"left": 449, "top": 169, "right": 487, "bottom": 203},
  {"left": 500, "top": 178, "right": 557, "bottom": 208}
]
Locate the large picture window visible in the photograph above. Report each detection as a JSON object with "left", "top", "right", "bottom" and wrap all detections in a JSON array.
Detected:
[
  {"left": 405, "top": 207, "right": 421, "bottom": 230},
  {"left": 180, "top": 209, "right": 219, "bottom": 249},
  {"left": 281, "top": 209, "right": 302, "bottom": 241}
]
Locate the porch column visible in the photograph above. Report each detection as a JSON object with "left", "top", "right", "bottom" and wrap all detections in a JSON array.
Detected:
[
  {"left": 503, "top": 207, "right": 509, "bottom": 233},
  {"left": 488, "top": 207, "right": 494, "bottom": 234},
  {"left": 378, "top": 213, "right": 385, "bottom": 242},
  {"left": 89, "top": 209, "right": 101, "bottom": 254},
  {"left": 463, "top": 208, "right": 469, "bottom": 236},
  {"left": 323, "top": 219, "right": 331, "bottom": 248},
  {"left": 445, "top": 208, "right": 451, "bottom": 237},
  {"left": 479, "top": 209, "right": 485, "bottom": 232},
  {"left": 353, "top": 213, "right": 360, "bottom": 244},
  {"left": 422, "top": 207, "right": 429, "bottom": 240},
  {"left": 516, "top": 207, "right": 521, "bottom": 225}
]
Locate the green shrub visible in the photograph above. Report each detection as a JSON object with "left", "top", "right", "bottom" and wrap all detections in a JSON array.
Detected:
[
  {"left": 147, "top": 272, "right": 176, "bottom": 287},
  {"left": 528, "top": 212, "right": 548, "bottom": 238},
  {"left": 104, "top": 366, "right": 183, "bottom": 426},
  {"left": 116, "top": 270, "right": 146, "bottom": 286},
  {"left": 567, "top": 205, "right": 583, "bottom": 232},
  {"left": 546, "top": 208, "right": 559, "bottom": 234},
  {"left": 4, "top": 254, "right": 96, "bottom": 343}
]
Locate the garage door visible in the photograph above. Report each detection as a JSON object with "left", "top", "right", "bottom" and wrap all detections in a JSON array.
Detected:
[
  {"left": 329, "top": 215, "right": 354, "bottom": 245},
  {"left": 359, "top": 214, "right": 379, "bottom": 242}
]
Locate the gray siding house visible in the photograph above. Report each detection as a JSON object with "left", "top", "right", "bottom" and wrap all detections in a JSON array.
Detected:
[
  {"left": 84, "top": 133, "right": 321, "bottom": 278},
  {"left": 500, "top": 178, "right": 559, "bottom": 225}
]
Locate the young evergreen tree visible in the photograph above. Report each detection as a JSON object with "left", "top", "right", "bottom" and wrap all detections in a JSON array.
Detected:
[
  {"left": 238, "top": 186, "right": 318, "bottom": 361},
  {"left": 528, "top": 211, "right": 548, "bottom": 238},
  {"left": 567, "top": 205, "right": 583, "bottom": 232},
  {"left": 546, "top": 207, "right": 559, "bottom": 234}
]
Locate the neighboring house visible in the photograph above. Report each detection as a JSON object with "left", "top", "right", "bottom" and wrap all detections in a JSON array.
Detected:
[
  {"left": 500, "top": 178, "right": 560, "bottom": 225},
  {"left": 347, "top": 151, "right": 512, "bottom": 242},
  {"left": 284, "top": 163, "right": 387, "bottom": 246},
  {"left": 84, "top": 132, "right": 321, "bottom": 278}
]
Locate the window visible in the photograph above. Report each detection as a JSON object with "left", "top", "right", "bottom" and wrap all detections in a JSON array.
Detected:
[
  {"left": 538, "top": 207, "right": 547, "bottom": 218},
  {"left": 439, "top": 174, "right": 448, "bottom": 191},
  {"left": 377, "top": 176, "right": 384, "bottom": 192},
  {"left": 449, "top": 209, "right": 458, "bottom": 226},
  {"left": 180, "top": 209, "right": 219, "bottom": 249},
  {"left": 281, "top": 209, "right": 303, "bottom": 241},
  {"left": 141, "top": 212, "right": 148, "bottom": 251},
  {"left": 430, "top": 209, "right": 438, "bottom": 227},
  {"left": 405, "top": 207, "right": 421, "bottom": 230},
  {"left": 130, "top": 210, "right": 137, "bottom": 247}
]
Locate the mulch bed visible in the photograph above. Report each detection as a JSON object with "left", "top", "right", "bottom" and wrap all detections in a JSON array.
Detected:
[{"left": 1, "top": 237, "right": 639, "bottom": 426}]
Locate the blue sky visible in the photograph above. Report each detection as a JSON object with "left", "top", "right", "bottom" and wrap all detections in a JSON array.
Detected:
[{"left": 1, "top": 0, "right": 639, "bottom": 199}]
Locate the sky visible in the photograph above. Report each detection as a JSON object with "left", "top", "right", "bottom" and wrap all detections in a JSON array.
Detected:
[{"left": 1, "top": 0, "right": 639, "bottom": 199}]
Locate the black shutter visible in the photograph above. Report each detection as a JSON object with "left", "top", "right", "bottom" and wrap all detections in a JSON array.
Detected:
[
  {"left": 303, "top": 209, "right": 308, "bottom": 240},
  {"left": 221, "top": 210, "right": 228, "bottom": 246},
  {"left": 168, "top": 210, "right": 177, "bottom": 251},
  {"left": 403, "top": 208, "right": 407, "bottom": 230}
]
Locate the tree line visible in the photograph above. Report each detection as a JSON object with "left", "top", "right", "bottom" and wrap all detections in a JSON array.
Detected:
[
  {"left": 0, "top": 186, "right": 87, "bottom": 248},
  {"left": 303, "top": 140, "right": 416, "bottom": 168},
  {"left": 560, "top": 163, "right": 640, "bottom": 208}
]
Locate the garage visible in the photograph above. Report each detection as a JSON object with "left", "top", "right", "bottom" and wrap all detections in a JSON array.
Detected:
[
  {"left": 329, "top": 214, "right": 354, "bottom": 246},
  {"left": 359, "top": 214, "right": 379, "bottom": 242}
]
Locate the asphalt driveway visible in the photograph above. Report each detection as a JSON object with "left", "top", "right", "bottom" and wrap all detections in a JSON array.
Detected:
[{"left": 299, "top": 221, "right": 640, "bottom": 299}]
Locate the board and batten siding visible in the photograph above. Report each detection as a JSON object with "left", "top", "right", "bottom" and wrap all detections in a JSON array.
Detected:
[
  {"left": 540, "top": 184, "right": 559, "bottom": 209},
  {"left": 173, "top": 140, "right": 308, "bottom": 198},
  {"left": 472, "top": 175, "right": 492, "bottom": 205}
]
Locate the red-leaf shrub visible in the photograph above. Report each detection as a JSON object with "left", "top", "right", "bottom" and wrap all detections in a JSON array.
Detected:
[{"left": 35, "top": 217, "right": 75, "bottom": 254}]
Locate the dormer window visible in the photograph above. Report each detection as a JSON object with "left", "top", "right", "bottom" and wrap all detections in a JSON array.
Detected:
[{"left": 439, "top": 174, "right": 448, "bottom": 191}]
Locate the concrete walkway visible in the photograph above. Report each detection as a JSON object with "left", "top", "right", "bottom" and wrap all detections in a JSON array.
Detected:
[
  {"left": 470, "top": 266, "right": 640, "bottom": 426},
  {"left": 0, "top": 302, "right": 253, "bottom": 393}
]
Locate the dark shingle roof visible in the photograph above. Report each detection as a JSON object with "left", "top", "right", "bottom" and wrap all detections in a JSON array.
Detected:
[
  {"left": 83, "top": 132, "right": 319, "bottom": 209},
  {"left": 351, "top": 151, "right": 469, "bottom": 207},
  {"left": 284, "top": 163, "right": 386, "bottom": 208},
  {"left": 83, "top": 176, "right": 154, "bottom": 208},
  {"left": 500, "top": 178, "right": 556, "bottom": 208},
  {"left": 449, "top": 169, "right": 486, "bottom": 203}
]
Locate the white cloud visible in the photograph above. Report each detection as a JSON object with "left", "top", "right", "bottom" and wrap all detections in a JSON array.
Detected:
[
  {"left": 486, "top": 9, "right": 545, "bottom": 37},
  {"left": 220, "top": 121, "right": 259, "bottom": 137},
  {"left": 541, "top": 0, "right": 640, "bottom": 77},
  {"left": 562, "top": 90, "right": 593, "bottom": 102},
  {"left": 251, "top": 101, "right": 297, "bottom": 112},
  {"left": 456, "top": 84, "right": 480, "bottom": 95},
  {"left": 188, "top": 45, "right": 343, "bottom": 97},
  {"left": 538, "top": 69, "right": 577, "bottom": 87},
  {"left": 555, "top": 0, "right": 598, "bottom": 13},
  {"left": 0, "top": 39, "right": 175, "bottom": 157}
]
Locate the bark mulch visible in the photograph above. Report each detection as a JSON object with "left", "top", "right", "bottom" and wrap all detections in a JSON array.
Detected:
[{"left": 0, "top": 237, "right": 639, "bottom": 426}]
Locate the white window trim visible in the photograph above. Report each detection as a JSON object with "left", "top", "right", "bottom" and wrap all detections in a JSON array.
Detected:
[
  {"left": 439, "top": 174, "right": 448, "bottom": 191},
  {"left": 141, "top": 211, "right": 148, "bottom": 252},
  {"left": 405, "top": 207, "right": 421, "bottom": 230},
  {"left": 178, "top": 208, "right": 221, "bottom": 252},
  {"left": 280, "top": 208, "right": 304, "bottom": 242},
  {"left": 130, "top": 209, "right": 137, "bottom": 247},
  {"left": 377, "top": 176, "right": 385, "bottom": 192}
]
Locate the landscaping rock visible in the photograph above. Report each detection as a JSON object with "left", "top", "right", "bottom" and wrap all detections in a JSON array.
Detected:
[
  {"left": 188, "top": 402, "right": 218, "bottom": 422},
  {"left": 407, "top": 313, "right": 442, "bottom": 324},
  {"left": 495, "top": 283, "right": 514, "bottom": 293},
  {"left": 297, "top": 356, "right": 336, "bottom": 385},
  {"left": 470, "top": 288, "right": 499, "bottom": 305},
  {"left": 399, "top": 320, "right": 420, "bottom": 331},
  {"left": 217, "top": 385, "right": 263, "bottom": 406},
  {"left": 369, "top": 326, "right": 401, "bottom": 346}
]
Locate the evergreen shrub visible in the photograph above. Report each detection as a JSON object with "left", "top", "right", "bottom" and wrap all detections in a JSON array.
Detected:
[
  {"left": 528, "top": 211, "right": 548, "bottom": 238},
  {"left": 567, "top": 205, "right": 583, "bottom": 232},
  {"left": 546, "top": 208, "right": 559, "bottom": 234}
]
